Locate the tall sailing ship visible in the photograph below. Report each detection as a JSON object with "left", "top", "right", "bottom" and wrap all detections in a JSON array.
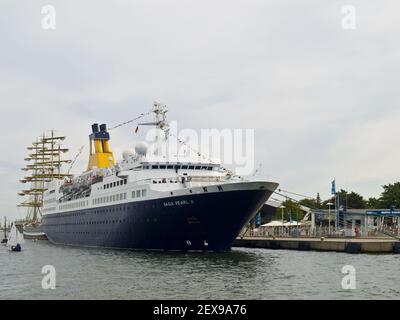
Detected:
[
  {"left": 18, "top": 131, "right": 72, "bottom": 239},
  {"left": 41, "top": 102, "right": 279, "bottom": 251}
]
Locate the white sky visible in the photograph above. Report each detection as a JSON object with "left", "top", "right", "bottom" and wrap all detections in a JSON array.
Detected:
[{"left": 1, "top": 1, "right": 399, "bottom": 220}]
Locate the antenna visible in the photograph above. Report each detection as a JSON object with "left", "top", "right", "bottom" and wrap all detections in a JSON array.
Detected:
[
  {"left": 138, "top": 102, "right": 170, "bottom": 138},
  {"left": 67, "top": 145, "right": 85, "bottom": 174}
]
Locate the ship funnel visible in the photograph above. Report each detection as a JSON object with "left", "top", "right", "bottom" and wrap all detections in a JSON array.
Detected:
[
  {"left": 87, "top": 123, "right": 115, "bottom": 171},
  {"left": 100, "top": 124, "right": 107, "bottom": 132}
]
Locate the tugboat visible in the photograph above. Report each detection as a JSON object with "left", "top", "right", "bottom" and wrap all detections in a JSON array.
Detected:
[{"left": 41, "top": 102, "right": 279, "bottom": 251}]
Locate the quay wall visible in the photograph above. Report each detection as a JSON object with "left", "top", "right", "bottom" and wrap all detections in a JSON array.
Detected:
[{"left": 233, "top": 237, "right": 400, "bottom": 254}]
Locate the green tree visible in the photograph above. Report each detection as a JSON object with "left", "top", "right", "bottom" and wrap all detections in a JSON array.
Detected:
[
  {"left": 367, "top": 197, "right": 381, "bottom": 209},
  {"left": 316, "top": 193, "right": 322, "bottom": 209},
  {"left": 322, "top": 189, "right": 366, "bottom": 209},
  {"left": 298, "top": 198, "right": 318, "bottom": 209},
  {"left": 322, "top": 197, "right": 336, "bottom": 209},
  {"left": 275, "top": 199, "right": 304, "bottom": 221},
  {"left": 345, "top": 191, "right": 366, "bottom": 209},
  {"left": 298, "top": 193, "right": 323, "bottom": 210},
  {"left": 379, "top": 182, "right": 400, "bottom": 208}
]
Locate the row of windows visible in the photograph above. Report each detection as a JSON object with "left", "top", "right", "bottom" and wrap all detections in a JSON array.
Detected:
[
  {"left": 144, "top": 165, "right": 214, "bottom": 171},
  {"left": 53, "top": 232, "right": 131, "bottom": 235},
  {"left": 104, "top": 179, "right": 127, "bottom": 189},
  {"left": 43, "top": 207, "right": 56, "bottom": 213},
  {"left": 132, "top": 189, "right": 147, "bottom": 198},
  {"left": 59, "top": 200, "right": 87, "bottom": 211},
  {"left": 51, "top": 231, "right": 143, "bottom": 236},
  {"left": 46, "top": 216, "right": 158, "bottom": 228},
  {"left": 44, "top": 203, "right": 160, "bottom": 223},
  {"left": 46, "top": 218, "right": 127, "bottom": 227},
  {"left": 93, "top": 193, "right": 127, "bottom": 205}
]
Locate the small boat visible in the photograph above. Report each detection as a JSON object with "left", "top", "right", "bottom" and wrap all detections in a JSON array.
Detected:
[
  {"left": 1, "top": 216, "right": 8, "bottom": 244},
  {"left": 7, "top": 224, "right": 24, "bottom": 252}
]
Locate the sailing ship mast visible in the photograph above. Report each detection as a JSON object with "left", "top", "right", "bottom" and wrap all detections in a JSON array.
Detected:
[{"left": 18, "top": 130, "right": 72, "bottom": 223}]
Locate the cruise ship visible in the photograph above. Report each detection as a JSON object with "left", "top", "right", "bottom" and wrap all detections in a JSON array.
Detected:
[{"left": 42, "top": 103, "right": 278, "bottom": 251}]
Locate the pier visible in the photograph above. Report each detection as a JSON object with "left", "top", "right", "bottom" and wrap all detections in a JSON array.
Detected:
[{"left": 233, "top": 236, "right": 400, "bottom": 254}]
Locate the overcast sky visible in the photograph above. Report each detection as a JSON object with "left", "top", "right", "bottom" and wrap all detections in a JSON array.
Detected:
[{"left": 1, "top": 1, "right": 399, "bottom": 220}]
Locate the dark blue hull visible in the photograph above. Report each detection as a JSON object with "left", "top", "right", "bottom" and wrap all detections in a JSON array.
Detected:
[{"left": 43, "top": 189, "right": 272, "bottom": 251}]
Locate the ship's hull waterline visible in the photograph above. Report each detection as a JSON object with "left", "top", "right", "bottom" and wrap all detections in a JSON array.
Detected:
[{"left": 42, "top": 183, "right": 275, "bottom": 251}]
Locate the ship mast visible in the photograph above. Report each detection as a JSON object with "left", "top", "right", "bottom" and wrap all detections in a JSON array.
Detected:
[{"left": 18, "top": 130, "right": 72, "bottom": 223}]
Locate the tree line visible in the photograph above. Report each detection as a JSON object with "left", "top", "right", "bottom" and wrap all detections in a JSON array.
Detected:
[
  {"left": 275, "top": 182, "right": 400, "bottom": 221},
  {"left": 300, "top": 182, "right": 400, "bottom": 210}
]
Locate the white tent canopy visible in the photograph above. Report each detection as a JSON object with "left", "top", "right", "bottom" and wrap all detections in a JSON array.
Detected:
[
  {"left": 261, "top": 221, "right": 303, "bottom": 227},
  {"left": 283, "top": 221, "right": 302, "bottom": 227},
  {"left": 261, "top": 221, "right": 284, "bottom": 227}
]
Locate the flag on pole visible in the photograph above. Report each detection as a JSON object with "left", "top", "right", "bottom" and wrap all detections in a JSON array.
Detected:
[
  {"left": 331, "top": 179, "right": 336, "bottom": 195},
  {"left": 255, "top": 212, "right": 261, "bottom": 227}
]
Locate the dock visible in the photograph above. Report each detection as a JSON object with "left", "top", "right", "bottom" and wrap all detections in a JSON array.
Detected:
[{"left": 233, "top": 236, "right": 400, "bottom": 253}]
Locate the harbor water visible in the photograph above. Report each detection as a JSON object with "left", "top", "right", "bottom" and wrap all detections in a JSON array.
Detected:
[{"left": 0, "top": 240, "right": 399, "bottom": 300}]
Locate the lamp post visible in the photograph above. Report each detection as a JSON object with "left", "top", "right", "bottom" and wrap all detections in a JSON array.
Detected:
[
  {"left": 280, "top": 205, "right": 285, "bottom": 237},
  {"left": 327, "top": 202, "right": 333, "bottom": 236}
]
